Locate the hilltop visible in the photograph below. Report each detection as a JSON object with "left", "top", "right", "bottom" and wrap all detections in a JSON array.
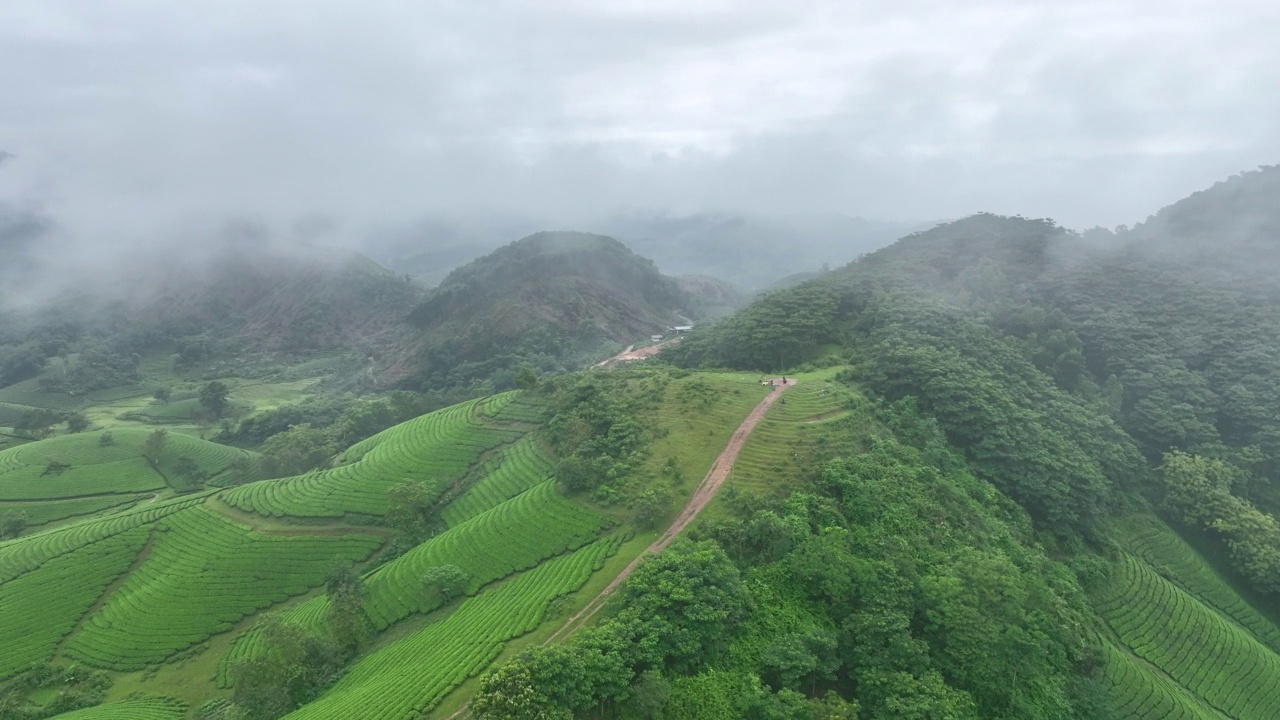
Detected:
[
  {"left": 661, "top": 166, "right": 1280, "bottom": 719},
  {"left": 395, "top": 231, "right": 694, "bottom": 389}
]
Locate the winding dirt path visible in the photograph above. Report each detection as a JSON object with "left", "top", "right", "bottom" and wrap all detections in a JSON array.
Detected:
[
  {"left": 544, "top": 377, "right": 795, "bottom": 644},
  {"left": 443, "top": 378, "right": 795, "bottom": 719}
]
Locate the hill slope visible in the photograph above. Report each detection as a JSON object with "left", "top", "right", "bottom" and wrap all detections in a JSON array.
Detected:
[
  {"left": 395, "top": 231, "right": 693, "bottom": 388},
  {"left": 662, "top": 165, "right": 1280, "bottom": 718}
]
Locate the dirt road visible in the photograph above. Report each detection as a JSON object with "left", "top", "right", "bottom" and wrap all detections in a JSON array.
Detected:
[
  {"left": 594, "top": 337, "right": 680, "bottom": 368},
  {"left": 443, "top": 377, "right": 794, "bottom": 720},
  {"left": 545, "top": 377, "right": 795, "bottom": 644}
]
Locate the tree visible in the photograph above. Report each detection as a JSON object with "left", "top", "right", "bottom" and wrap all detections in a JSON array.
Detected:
[
  {"left": 626, "top": 670, "right": 671, "bottom": 719},
  {"left": 421, "top": 564, "right": 470, "bottom": 601},
  {"left": 14, "top": 408, "right": 59, "bottom": 439},
  {"left": 259, "top": 424, "right": 336, "bottom": 478},
  {"left": 172, "top": 456, "right": 207, "bottom": 483},
  {"left": 0, "top": 511, "right": 26, "bottom": 539},
  {"left": 42, "top": 458, "right": 72, "bottom": 476},
  {"left": 514, "top": 365, "right": 538, "bottom": 391},
  {"left": 386, "top": 482, "right": 433, "bottom": 540},
  {"left": 614, "top": 540, "right": 751, "bottom": 672},
  {"left": 142, "top": 428, "right": 169, "bottom": 465},
  {"left": 64, "top": 411, "right": 90, "bottom": 433},
  {"left": 230, "top": 616, "right": 341, "bottom": 720},
  {"left": 153, "top": 386, "right": 172, "bottom": 404},
  {"left": 324, "top": 565, "right": 369, "bottom": 655},
  {"left": 225, "top": 456, "right": 258, "bottom": 486},
  {"left": 200, "top": 381, "right": 231, "bottom": 419},
  {"left": 98, "top": 430, "right": 114, "bottom": 446},
  {"left": 471, "top": 658, "right": 572, "bottom": 720},
  {"left": 632, "top": 487, "right": 672, "bottom": 529}
]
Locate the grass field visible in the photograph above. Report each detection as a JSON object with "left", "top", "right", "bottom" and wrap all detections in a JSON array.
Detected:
[
  {"left": 1096, "top": 513, "right": 1280, "bottom": 719},
  {"left": 0, "top": 428, "right": 254, "bottom": 502}
]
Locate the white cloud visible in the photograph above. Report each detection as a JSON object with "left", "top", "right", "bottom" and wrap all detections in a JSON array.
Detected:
[{"left": 0, "top": 0, "right": 1276, "bottom": 237}]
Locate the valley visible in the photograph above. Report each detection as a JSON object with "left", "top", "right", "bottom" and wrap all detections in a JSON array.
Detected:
[{"left": 2, "top": 168, "right": 1280, "bottom": 719}]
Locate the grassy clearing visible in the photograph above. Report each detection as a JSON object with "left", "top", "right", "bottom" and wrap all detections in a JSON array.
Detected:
[{"left": 723, "top": 373, "right": 855, "bottom": 498}]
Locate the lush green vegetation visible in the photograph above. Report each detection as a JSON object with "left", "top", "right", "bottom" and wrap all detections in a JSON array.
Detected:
[
  {"left": 474, "top": 400, "right": 1110, "bottom": 719},
  {"left": 0, "top": 527, "right": 149, "bottom": 679},
  {"left": 640, "top": 168, "right": 1280, "bottom": 717},
  {"left": 282, "top": 538, "right": 619, "bottom": 720},
  {"left": 5, "top": 168, "right": 1280, "bottom": 718},
  {"left": 0, "top": 429, "right": 253, "bottom": 502},
  {"left": 1094, "top": 552, "right": 1280, "bottom": 718},
  {"left": 222, "top": 398, "right": 522, "bottom": 518},
  {"left": 46, "top": 697, "right": 186, "bottom": 719},
  {"left": 402, "top": 231, "right": 693, "bottom": 392}
]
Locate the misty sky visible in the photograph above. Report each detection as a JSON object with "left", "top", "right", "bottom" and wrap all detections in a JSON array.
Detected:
[{"left": 2, "top": 0, "right": 1278, "bottom": 242}]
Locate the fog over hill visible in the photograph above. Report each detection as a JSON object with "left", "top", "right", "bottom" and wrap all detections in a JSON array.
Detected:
[{"left": 3, "top": 1, "right": 1278, "bottom": 308}]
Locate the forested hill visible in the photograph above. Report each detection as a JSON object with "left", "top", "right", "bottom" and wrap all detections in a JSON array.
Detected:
[
  {"left": 396, "top": 231, "right": 693, "bottom": 389},
  {"left": 0, "top": 243, "right": 421, "bottom": 395},
  {"left": 644, "top": 166, "right": 1280, "bottom": 718},
  {"left": 667, "top": 164, "right": 1280, "bottom": 595},
  {"left": 139, "top": 245, "right": 420, "bottom": 352}
]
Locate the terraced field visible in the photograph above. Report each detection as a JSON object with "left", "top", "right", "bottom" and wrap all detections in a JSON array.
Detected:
[
  {"left": 0, "top": 377, "right": 89, "bottom": 412},
  {"left": 47, "top": 697, "right": 186, "bottom": 719},
  {"left": 0, "top": 401, "right": 34, "bottom": 426},
  {"left": 1100, "top": 635, "right": 1220, "bottom": 720},
  {"left": 1095, "top": 551, "right": 1280, "bottom": 719},
  {"left": 0, "top": 493, "right": 210, "bottom": 584},
  {"left": 64, "top": 504, "right": 381, "bottom": 669},
  {"left": 0, "top": 429, "right": 255, "bottom": 501},
  {"left": 280, "top": 537, "right": 620, "bottom": 720},
  {"left": 478, "top": 390, "right": 549, "bottom": 424},
  {"left": 0, "top": 526, "right": 149, "bottom": 678},
  {"left": 0, "top": 494, "right": 147, "bottom": 527},
  {"left": 1119, "top": 514, "right": 1280, "bottom": 654},
  {"left": 728, "top": 376, "right": 854, "bottom": 496},
  {"left": 223, "top": 398, "right": 523, "bottom": 518},
  {"left": 1, "top": 380, "right": 775, "bottom": 717},
  {"left": 439, "top": 435, "right": 554, "bottom": 527},
  {"left": 219, "top": 479, "right": 609, "bottom": 683}
]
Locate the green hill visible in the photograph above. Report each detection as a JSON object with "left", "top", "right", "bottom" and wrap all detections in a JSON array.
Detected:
[
  {"left": 396, "top": 231, "right": 694, "bottom": 389},
  {"left": 656, "top": 166, "right": 1280, "bottom": 718},
  {"left": 0, "top": 429, "right": 255, "bottom": 530},
  {"left": 0, "top": 369, "right": 773, "bottom": 719}
]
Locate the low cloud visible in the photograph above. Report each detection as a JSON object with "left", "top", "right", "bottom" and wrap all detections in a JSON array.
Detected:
[{"left": 0, "top": 0, "right": 1276, "bottom": 277}]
